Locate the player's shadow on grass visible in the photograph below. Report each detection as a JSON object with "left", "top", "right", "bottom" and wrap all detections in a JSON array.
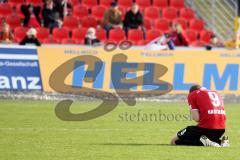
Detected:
[{"left": 92, "top": 143, "right": 173, "bottom": 146}]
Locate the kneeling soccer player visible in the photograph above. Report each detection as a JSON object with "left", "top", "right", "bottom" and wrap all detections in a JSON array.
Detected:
[{"left": 170, "top": 85, "right": 229, "bottom": 147}]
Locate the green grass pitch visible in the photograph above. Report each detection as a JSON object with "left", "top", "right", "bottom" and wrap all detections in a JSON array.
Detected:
[{"left": 0, "top": 100, "right": 239, "bottom": 160}]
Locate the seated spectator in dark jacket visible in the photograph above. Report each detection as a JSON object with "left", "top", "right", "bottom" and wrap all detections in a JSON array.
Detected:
[
  {"left": 170, "top": 23, "right": 188, "bottom": 46},
  {"left": 123, "top": 3, "right": 145, "bottom": 37},
  {"left": 42, "top": 0, "right": 63, "bottom": 29},
  {"left": 103, "top": 2, "right": 122, "bottom": 37},
  {"left": 84, "top": 27, "right": 100, "bottom": 46},
  {"left": 20, "top": 28, "right": 41, "bottom": 46},
  {"left": 0, "top": 22, "right": 13, "bottom": 43},
  {"left": 21, "top": 4, "right": 41, "bottom": 28}
]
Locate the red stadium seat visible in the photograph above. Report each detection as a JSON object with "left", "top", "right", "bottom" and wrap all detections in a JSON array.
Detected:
[
  {"left": 118, "top": 0, "right": 133, "bottom": 9},
  {"left": 180, "top": 7, "right": 195, "bottom": 20},
  {"left": 96, "top": 28, "right": 107, "bottom": 41},
  {"left": 144, "top": 18, "right": 152, "bottom": 30},
  {"left": 0, "top": 18, "right": 3, "bottom": 28},
  {"left": 0, "top": 3, "right": 12, "bottom": 17},
  {"left": 15, "top": 4, "right": 24, "bottom": 19},
  {"left": 63, "top": 16, "right": 79, "bottom": 30},
  {"left": 36, "top": 27, "right": 50, "bottom": 42},
  {"left": 146, "top": 29, "right": 162, "bottom": 41},
  {"left": 184, "top": 30, "right": 198, "bottom": 43},
  {"left": 8, "top": 0, "right": 24, "bottom": 6},
  {"left": 27, "top": 0, "right": 42, "bottom": 6},
  {"left": 52, "top": 27, "right": 69, "bottom": 43},
  {"left": 81, "top": 0, "right": 97, "bottom": 8},
  {"left": 200, "top": 30, "right": 213, "bottom": 43},
  {"left": 144, "top": 7, "right": 160, "bottom": 21},
  {"left": 190, "top": 19, "right": 204, "bottom": 32},
  {"left": 170, "top": 0, "right": 185, "bottom": 9},
  {"left": 72, "top": 28, "right": 87, "bottom": 44},
  {"left": 128, "top": 29, "right": 144, "bottom": 44},
  {"left": 6, "top": 15, "right": 22, "bottom": 29},
  {"left": 153, "top": 0, "right": 168, "bottom": 9},
  {"left": 100, "top": 0, "right": 113, "bottom": 7},
  {"left": 81, "top": 16, "right": 97, "bottom": 28},
  {"left": 162, "top": 7, "right": 178, "bottom": 20},
  {"left": 69, "top": 0, "right": 79, "bottom": 5},
  {"left": 155, "top": 19, "right": 170, "bottom": 32},
  {"left": 61, "top": 38, "right": 76, "bottom": 44},
  {"left": 72, "top": 39, "right": 82, "bottom": 44},
  {"left": 173, "top": 18, "right": 188, "bottom": 30},
  {"left": 73, "top": 5, "right": 89, "bottom": 19},
  {"left": 109, "top": 28, "right": 125, "bottom": 43},
  {"left": 14, "top": 27, "right": 28, "bottom": 42},
  {"left": 92, "top": 6, "right": 106, "bottom": 21},
  {"left": 190, "top": 40, "right": 206, "bottom": 47},
  {"left": 43, "top": 38, "right": 58, "bottom": 44},
  {"left": 136, "top": 0, "right": 151, "bottom": 10},
  {"left": 136, "top": 40, "right": 147, "bottom": 46}
]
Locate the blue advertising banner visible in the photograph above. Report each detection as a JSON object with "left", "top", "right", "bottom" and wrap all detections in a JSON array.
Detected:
[{"left": 0, "top": 46, "right": 42, "bottom": 91}]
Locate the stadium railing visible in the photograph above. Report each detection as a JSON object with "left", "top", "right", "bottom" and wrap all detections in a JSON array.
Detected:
[{"left": 185, "top": 0, "right": 238, "bottom": 40}]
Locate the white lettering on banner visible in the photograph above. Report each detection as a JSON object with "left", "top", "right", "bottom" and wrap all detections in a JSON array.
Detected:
[
  {"left": 0, "top": 76, "right": 41, "bottom": 90},
  {"left": 27, "top": 77, "right": 41, "bottom": 90},
  {"left": 0, "top": 76, "right": 10, "bottom": 89}
]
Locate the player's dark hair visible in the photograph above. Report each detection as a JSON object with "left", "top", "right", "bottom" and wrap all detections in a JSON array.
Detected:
[{"left": 189, "top": 84, "right": 201, "bottom": 93}]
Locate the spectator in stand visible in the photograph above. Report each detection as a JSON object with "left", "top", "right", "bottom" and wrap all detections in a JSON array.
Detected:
[
  {"left": 145, "top": 33, "right": 175, "bottom": 50},
  {"left": 206, "top": 35, "right": 224, "bottom": 50},
  {"left": 209, "top": 35, "right": 224, "bottom": 47},
  {"left": 103, "top": 2, "right": 122, "bottom": 38},
  {"left": 21, "top": 4, "right": 41, "bottom": 28},
  {"left": 0, "top": 21, "right": 13, "bottom": 43},
  {"left": 84, "top": 27, "right": 100, "bottom": 46},
  {"left": 123, "top": 3, "right": 145, "bottom": 37},
  {"left": 19, "top": 28, "right": 41, "bottom": 46},
  {"left": 53, "top": 0, "right": 73, "bottom": 19},
  {"left": 42, "top": 0, "right": 63, "bottom": 30},
  {"left": 170, "top": 23, "right": 188, "bottom": 46}
]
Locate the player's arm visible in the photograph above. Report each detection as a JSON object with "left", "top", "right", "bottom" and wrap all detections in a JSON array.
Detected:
[
  {"left": 188, "top": 93, "right": 199, "bottom": 122},
  {"left": 190, "top": 109, "right": 199, "bottom": 122}
]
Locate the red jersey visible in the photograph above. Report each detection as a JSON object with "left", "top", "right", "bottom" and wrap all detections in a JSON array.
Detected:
[{"left": 188, "top": 89, "right": 226, "bottom": 129}]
